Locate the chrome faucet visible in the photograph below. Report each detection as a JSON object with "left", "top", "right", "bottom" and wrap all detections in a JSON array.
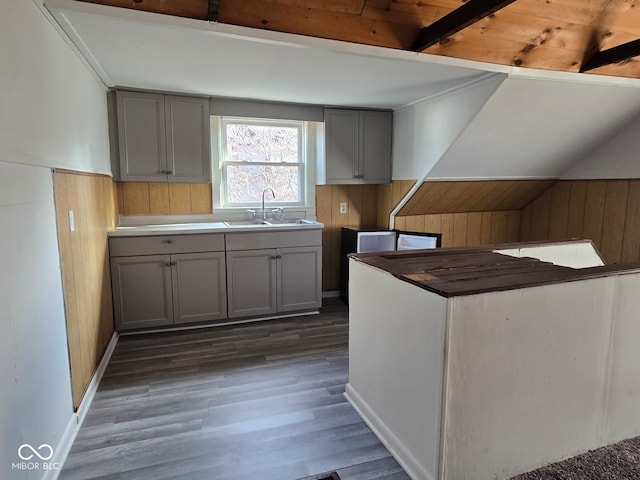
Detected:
[{"left": 262, "top": 187, "right": 275, "bottom": 220}]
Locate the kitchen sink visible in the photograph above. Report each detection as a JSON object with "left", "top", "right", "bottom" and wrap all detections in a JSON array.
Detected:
[
  {"left": 265, "top": 219, "right": 317, "bottom": 225},
  {"left": 223, "top": 219, "right": 319, "bottom": 227},
  {"left": 223, "top": 220, "right": 270, "bottom": 226}
]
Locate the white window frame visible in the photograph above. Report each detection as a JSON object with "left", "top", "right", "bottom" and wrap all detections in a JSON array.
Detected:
[{"left": 211, "top": 116, "right": 318, "bottom": 215}]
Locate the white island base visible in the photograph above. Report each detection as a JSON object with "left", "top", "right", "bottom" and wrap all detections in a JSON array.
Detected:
[{"left": 346, "top": 250, "right": 640, "bottom": 480}]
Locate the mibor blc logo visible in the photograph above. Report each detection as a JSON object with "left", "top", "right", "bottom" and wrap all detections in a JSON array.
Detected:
[{"left": 12, "top": 443, "right": 60, "bottom": 471}]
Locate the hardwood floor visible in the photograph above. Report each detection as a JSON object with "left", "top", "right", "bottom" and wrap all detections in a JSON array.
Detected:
[{"left": 60, "top": 301, "right": 410, "bottom": 480}]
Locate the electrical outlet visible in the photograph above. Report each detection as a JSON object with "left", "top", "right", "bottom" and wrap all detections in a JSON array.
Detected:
[
  {"left": 339, "top": 202, "right": 347, "bottom": 214},
  {"left": 68, "top": 210, "right": 75, "bottom": 232}
]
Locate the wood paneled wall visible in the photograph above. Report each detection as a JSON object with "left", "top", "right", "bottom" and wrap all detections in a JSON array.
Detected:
[
  {"left": 117, "top": 182, "right": 212, "bottom": 215},
  {"left": 395, "top": 211, "right": 521, "bottom": 247},
  {"left": 53, "top": 171, "right": 118, "bottom": 409},
  {"left": 316, "top": 184, "right": 378, "bottom": 291},
  {"left": 521, "top": 180, "right": 640, "bottom": 265},
  {"left": 376, "top": 180, "right": 416, "bottom": 228}
]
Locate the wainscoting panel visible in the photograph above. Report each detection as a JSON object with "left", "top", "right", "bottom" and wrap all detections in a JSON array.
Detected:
[
  {"left": 395, "top": 210, "right": 520, "bottom": 248},
  {"left": 53, "top": 170, "right": 118, "bottom": 409},
  {"left": 118, "top": 181, "right": 213, "bottom": 215},
  {"left": 316, "top": 184, "right": 379, "bottom": 291},
  {"left": 520, "top": 180, "right": 640, "bottom": 265}
]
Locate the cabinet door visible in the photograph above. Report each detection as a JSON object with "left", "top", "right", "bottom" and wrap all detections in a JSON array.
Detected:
[
  {"left": 111, "top": 255, "right": 173, "bottom": 330},
  {"left": 165, "top": 96, "right": 211, "bottom": 183},
  {"left": 116, "top": 91, "right": 167, "bottom": 181},
  {"left": 277, "top": 246, "right": 322, "bottom": 312},
  {"left": 227, "top": 250, "right": 277, "bottom": 318},
  {"left": 359, "top": 110, "right": 392, "bottom": 184},
  {"left": 325, "top": 109, "right": 359, "bottom": 184},
  {"left": 172, "top": 252, "right": 227, "bottom": 325}
]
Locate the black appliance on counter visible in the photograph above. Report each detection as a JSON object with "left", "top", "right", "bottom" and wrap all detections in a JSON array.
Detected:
[{"left": 340, "top": 227, "right": 442, "bottom": 303}]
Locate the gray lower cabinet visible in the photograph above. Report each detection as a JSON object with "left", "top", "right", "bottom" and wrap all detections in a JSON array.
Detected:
[
  {"left": 110, "top": 234, "right": 226, "bottom": 331},
  {"left": 227, "top": 246, "right": 322, "bottom": 318},
  {"left": 226, "top": 249, "right": 278, "bottom": 319},
  {"left": 114, "top": 90, "right": 210, "bottom": 183},
  {"left": 172, "top": 252, "right": 227, "bottom": 325},
  {"left": 225, "top": 230, "right": 323, "bottom": 319},
  {"left": 277, "top": 246, "right": 322, "bottom": 312},
  {"left": 110, "top": 228, "right": 322, "bottom": 330},
  {"left": 111, "top": 254, "right": 174, "bottom": 330}
]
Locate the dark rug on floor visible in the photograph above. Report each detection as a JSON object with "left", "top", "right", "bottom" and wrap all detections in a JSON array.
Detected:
[
  {"left": 296, "top": 472, "right": 340, "bottom": 480},
  {"left": 510, "top": 435, "right": 640, "bottom": 479}
]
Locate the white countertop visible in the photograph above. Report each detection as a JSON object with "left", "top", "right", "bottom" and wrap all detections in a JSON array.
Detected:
[{"left": 108, "top": 221, "right": 324, "bottom": 237}]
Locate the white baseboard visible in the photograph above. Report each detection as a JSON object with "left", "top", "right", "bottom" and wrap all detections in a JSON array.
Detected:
[
  {"left": 76, "top": 332, "right": 119, "bottom": 425},
  {"left": 47, "top": 332, "right": 119, "bottom": 480},
  {"left": 42, "top": 410, "right": 77, "bottom": 480},
  {"left": 345, "top": 383, "right": 435, "bottom": 480}
]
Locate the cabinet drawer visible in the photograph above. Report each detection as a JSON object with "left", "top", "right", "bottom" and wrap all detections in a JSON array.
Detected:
[
  {"left": 110, "top": 233, "right": 225, "bottom": 257},
  {"left": 225, "top": 229, "right": 322, "bottom": 251}
]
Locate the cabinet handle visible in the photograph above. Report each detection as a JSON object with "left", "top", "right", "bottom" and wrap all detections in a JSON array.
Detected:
[
  {"left": 164, "top": 262, "right": 172, "bottom": 267},
  {"left": 166, "top": 170, "right": 173, "bottom": 175},
  {"left": 163, "top": 239, "right": 173, "bottom": 244},
  {"left": 164, "top": 261, "right": 177, "bottom": 267}
]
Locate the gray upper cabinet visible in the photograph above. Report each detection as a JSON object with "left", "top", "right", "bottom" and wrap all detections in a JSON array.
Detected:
[
  {"left": 116, "top": 91, "right": 167, "bottom": 182},
  {"left": 165, "top": 95, "right": 211, "bottom": 182},
  {"left": 325, "top": 109, "right": 359, "bottom": 184},
  {"left": 359, "top": 110, "right": 392, "bottom": 184},
  {"left": 114, "top": 90, "right": 210, "bottom": 183},
  {"left": 324, "top": 108, "right": 392, "bottom": 184}
]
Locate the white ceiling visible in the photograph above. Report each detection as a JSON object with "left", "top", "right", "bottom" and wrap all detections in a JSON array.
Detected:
[{"left": 46, "top": 0, "right": 491, "bottom": 109}]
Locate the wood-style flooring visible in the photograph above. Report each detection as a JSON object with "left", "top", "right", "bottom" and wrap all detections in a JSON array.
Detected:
[{"left": 60, "top": 301, "right": 409, "bottom": 480}]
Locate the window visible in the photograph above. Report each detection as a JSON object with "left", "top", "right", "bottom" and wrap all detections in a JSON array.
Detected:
[{"left": 213, "top": 117, "right": 315, "bottom": 210}]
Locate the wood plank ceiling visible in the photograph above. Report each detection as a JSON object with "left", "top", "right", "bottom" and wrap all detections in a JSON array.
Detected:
[{"left": 79, "top": 0, "right": 640, "bottom": 79}]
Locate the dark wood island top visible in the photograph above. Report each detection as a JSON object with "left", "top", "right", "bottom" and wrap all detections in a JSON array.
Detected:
[{"left": 350, "top": 240, "right": 640, "bottom": 297}]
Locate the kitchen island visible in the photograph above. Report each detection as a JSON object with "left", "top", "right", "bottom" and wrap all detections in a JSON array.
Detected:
[{"left": 346, "top": 240, "right": 640, "bottom": 480}]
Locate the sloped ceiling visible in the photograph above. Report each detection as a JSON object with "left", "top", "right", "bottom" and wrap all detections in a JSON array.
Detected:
[
  {"left": 425, "top": 76, "right": 640, "bottom": 179},
  {"left": 397, "top": 180, "right": 556, "bottom": 216},
  {"left": 72, "top": 0, "right": 640, "bottom": 79},
  {"left": 562, "top": 111, "right": 640, "bottom": 179},
  {"left": 46, "top": 1, "right": 489, "bottom": 108}
]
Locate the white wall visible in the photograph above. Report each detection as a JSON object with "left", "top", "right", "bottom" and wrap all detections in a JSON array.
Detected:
[
  {"left": 346, "top": 260, "right": 448, "bottom": 480},
  {"left": 0, "top": 1, "right": 110, "bottom": 477},
  {"left": 0, "top": 1, "right": 110, "bottom": 174},
  {"left": 562, "top": 110, "right": 640, "bottom": 179},
  {"left": 426, "top": 77, "right": 640, "bottom": 180},
  {"left": 391, "top": 73, "right": 506, "bottom": 180}
]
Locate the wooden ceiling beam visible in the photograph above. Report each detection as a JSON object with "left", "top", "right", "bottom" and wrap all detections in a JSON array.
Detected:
[
  {"left": 580, "top": 39, "right": 640, "bottom": 72},
  {"left": 410, "top": 0, "right": 518, "bottom": 52},
  {"left": 208, "top": 0, "right": 222, "bottom": 22}
]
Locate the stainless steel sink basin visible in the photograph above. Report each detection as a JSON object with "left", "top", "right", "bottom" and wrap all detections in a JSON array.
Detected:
[
  {"left": 223, "top": 220, "right": 270, "bottom": 226},
  {"left": 265, "top": 219, "right": 317, "bottom": 225},
  {"left": 223, "top": 219, "right": 319, "bottom": 227}
]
